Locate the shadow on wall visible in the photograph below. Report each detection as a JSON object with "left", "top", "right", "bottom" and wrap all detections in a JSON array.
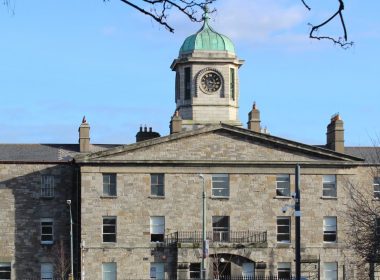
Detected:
[{"left": 0, "top": 164, "right": 76, "bottom": 279}]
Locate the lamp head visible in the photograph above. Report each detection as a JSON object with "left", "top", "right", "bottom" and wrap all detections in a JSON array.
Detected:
[{"left": 66, "top": 200, "right": 71, "bottom": 205}]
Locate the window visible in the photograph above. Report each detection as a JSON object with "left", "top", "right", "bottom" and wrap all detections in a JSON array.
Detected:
[
  {"left": 323, "top": 217, "right": 337, "bottom": 242},
  {"left": 151, "top": 174, "right": 164, "bottom": 197},
  {"left": 212, "top": 216, "right": 229, "bottom": 242},
  {"left": 150, "top": 216, "right": 165, "bottom": 242},
  {"left": 323, "top": 175, "right": 336, "bottom": 197},
  {"left": 41, "top": 263, "right": 53, "bottom": 280},
  {"left": 102, "top": 262, "right": 116, "bottom": 280},
  {"left": 374, "top": 177, "right": 380, "bottom": 199},
  {"left": 103, "top": 217, "right": 116, "bottom": 243},
  {"left": 277, "top": 262, "right": 291, "bottom": 279},
  {"left": 277, "top": 217, "right": 291, "bottom": 243},
  {"left": 323, "top": 262, "right": 337, "bottom": 280},
  {"left": 189, "top": 263, "right": 201, "bottom": 279},
  {"left": 0, "top": 263, "right": 11, "bottom": 280},
  {"left": 103, "top": 174, "right": 116, "bottom": 196},
  {"left": 41, "top": 175, "right": 54, "bottom": 198},
  {"left": 212, "top": 174, "right": 229, "bottom": 197},
  {"left": 150, "top": 263, "right": 164, "bottom": 279},
  {"left": 41, "top": 218, "right": 54, "bottom": 244},
  {"left": 230, "top": 68, "right": 235, "bottom": 100},
  {"left": 184, "top": 67, "right": 191, "bottom": 100},
  {"left": 242, "top": 262, "right": 254, "bottom": 278},
  {"left": 276, "top": 175, "right": 290, "bottom": 197}
]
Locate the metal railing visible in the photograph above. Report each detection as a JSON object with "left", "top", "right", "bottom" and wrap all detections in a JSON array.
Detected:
[{"left": 165, "top": 231, "right": 267, "bottom": 246}]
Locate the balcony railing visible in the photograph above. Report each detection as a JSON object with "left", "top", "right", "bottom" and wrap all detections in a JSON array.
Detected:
[{"left": 165, "top": 231, "right": 267, "bottom": 246}]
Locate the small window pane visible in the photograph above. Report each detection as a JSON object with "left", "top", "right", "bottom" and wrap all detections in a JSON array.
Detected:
[
  {"left": 374, "top": 177, "right": 380, "bottom": 199},
  {"left": 190, "top": 263, "right": 201, "bottom": 279},
  {"left": 212, "top": 216, "right": 229, "bottom": 242},
  {"left": 276, "top": 175, "right": 290, "bottom": 196},
  {"left": 277, "top": 217, "right": 291, "bottom": 243},
  {"left": 102, "top": 262, "right": 116, "bottom": 280},
  {"left": 103, "top": 217, "right": 116, "bottom": 243},
  {"left": 103, "top": 174, "right": 117, "bottom": 196},
  {"left": 150, "top": 263, "right": 165, "bottom": 280},
  {"left": 41, "top": 219, "right": 54, "bottom": 244},
  {"left": 41, "top": 263, "right": 53, "bottom": 280},
  {"left": 323, "top": 217, "right": 337, "bottom": 242},
  {"left": 323, "top": 175, "right": 337, "bottom": 197},
  {"left": 323, "top": 262, "right": 337, "bottom": 280},
  {"left": 41, "top": 175, "right": 54, "bottom": 198},
  {"left": 151, "top": 174, "right": 165, "bottom": 197},
  {"left": 278, "top": 262, "right": 291, "bottom": 279},
  {"left": 212, "top": 174, "right": 229, "bottom": 197},
  {"left": 150, "top": 216, "right": 165, "bottom": 242},
  {"left": 0, "top": 263, "right": 11, "bottom": 280}
]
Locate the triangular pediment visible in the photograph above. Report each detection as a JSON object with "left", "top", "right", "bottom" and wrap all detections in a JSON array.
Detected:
[{"left": 75, "top": 124, "right": 362, "bottom": 165}]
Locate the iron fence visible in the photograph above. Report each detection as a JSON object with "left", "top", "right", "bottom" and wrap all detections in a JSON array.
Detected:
[{"left": 165, "top": 231, "right": 267, "bottom": 246}]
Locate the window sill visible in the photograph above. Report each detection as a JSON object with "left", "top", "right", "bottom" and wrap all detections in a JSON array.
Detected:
[
  {"left": 41, "top": 241, "right": 54, "bottom": 245},
  {"left": 102, "top": 242, "right": 117, "bottom": 247},
  {"left": 100, "top": 196, "right": 118, "bottom": 199},
  {"left": 211, "top": 196, "right": 229, "bottom": 200},
  {"left": 320, "top": 196, "right": 337, "bottom": 200},
  {"left": 276, "top": 242, "right": 291, "bottom": 248},
  {"left": 273, "top": 196, "right": 292, "bottom": 199},
  {"left": 39, "top": 196, "right": 55, "bottom": 200},
  {"left": 149, "top": 195, "right": 165, "bottom": 199},
  {"left": 323, "top": 242, "right": 338, "bottom": 248}
]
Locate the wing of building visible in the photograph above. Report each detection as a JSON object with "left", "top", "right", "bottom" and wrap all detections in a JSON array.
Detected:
[{"left": 1, "top": 9, "right": 380, "bottom": 280}]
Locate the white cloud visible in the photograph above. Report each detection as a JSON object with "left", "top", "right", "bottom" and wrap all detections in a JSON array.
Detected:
[{"left": 212, "top": 0, "right": 307, "bottom": 45}]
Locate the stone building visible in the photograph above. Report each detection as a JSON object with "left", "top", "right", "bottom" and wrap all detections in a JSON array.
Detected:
[{"left": 0, "top": 10, "right": 379, "bottom": 280}]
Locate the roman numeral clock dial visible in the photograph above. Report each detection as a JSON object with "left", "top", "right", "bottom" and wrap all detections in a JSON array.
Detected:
[{"left": 201, "top": 72, "right": 221, "bottom": 93}]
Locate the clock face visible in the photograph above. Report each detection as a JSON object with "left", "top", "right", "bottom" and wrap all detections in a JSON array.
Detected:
[{"left": 201, "top": 72, "right": 221, "bottom": 93}]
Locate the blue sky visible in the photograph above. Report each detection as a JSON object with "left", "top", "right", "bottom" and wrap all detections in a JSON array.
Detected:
[{"left": 0, "top": 0, "right": 379, "bottom": 146}]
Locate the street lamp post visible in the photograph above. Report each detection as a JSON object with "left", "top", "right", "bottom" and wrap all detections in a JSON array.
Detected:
[
  {"left": 67, "top": 200, "right": 74, "bottom": 280},
  {"left": 198, "top": 174, "right": 207, "bottom": 280}
]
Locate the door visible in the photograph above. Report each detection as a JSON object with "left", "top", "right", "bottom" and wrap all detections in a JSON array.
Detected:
[{"left": 150, "top": 263, "right": 164, "bottom": 280}]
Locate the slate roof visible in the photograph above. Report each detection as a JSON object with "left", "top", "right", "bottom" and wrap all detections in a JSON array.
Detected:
[
  {"left": 0, "top": 144, "right": 119, "bottom": 162},
  {"left": 345, "top": 147, "right": 380, "bottom": 164}
]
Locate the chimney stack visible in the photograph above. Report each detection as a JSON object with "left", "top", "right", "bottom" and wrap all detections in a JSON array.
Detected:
[
  {"left": 326, "top": 113, "right": 344, "bottom": 153},
  {"left": 170, "top": 111, "right": 182, "bottom": 134},
  {"left": 136, "top": 125, "right": 160, "bottom": 142},
  {"left": 79, "top": 116, "right": 90, "bottom": 153},
  {"left": 247, "top": 102, "right": 261, "bottom": 133}
]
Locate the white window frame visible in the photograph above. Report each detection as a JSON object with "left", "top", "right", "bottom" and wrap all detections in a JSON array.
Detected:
[
  {"left": 102, "top": 216, "right": 117, "bottom": 243},
  {"left": 40, "top": 218, "right": 54, "bottom": 245},
  {"left": 374, "top": 177, "right": 380, "bottom": 199},
  {"left": 323, "top": 216, "right": 337, "bottom": 243},
  {"left": 212, "top": 174, "right": 229, "bottom": 197},
  {"left": 151, "top": 174, "right": 165, "bottom": 197},
  {"left": 103, "top": 173, "right": 117, "bottom": 197},
  {"left": 150, "top": 216, "right": 165, "bottom": 242},
  {"left": 102, "top": 262, "right": 116, "bottom": 280},
  {"left": 323, "top": 262, "right": 337, "bottom": 280},
  {"left": 323, "top": 175, "right": 337, "bottom": 197},
  {"left": 277, "top": 217, "right": 291, "bottom": 243},
  {"left": 41, "top": 175, "right": 54, "bottom": 198},
  {"left": 0, "top": 263, "right": 11, "bottom": 280},
  {"left": 41, "top": 263, "right": 53, "bottom": 280},
  {"left": 277, "top": 262, "right": 291, "bottom": 279},
  {"left": 276, "top": 174, "right": 290, "bottom": 197}
]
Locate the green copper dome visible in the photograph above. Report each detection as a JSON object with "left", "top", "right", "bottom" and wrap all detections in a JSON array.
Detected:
[{"left": 179, "top": 12, "right": 235, "bottom": 55}]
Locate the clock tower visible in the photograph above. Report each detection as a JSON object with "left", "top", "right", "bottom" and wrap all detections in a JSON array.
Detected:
[{"left": 170, "top": 8, "right": 244, "bottom": 131}]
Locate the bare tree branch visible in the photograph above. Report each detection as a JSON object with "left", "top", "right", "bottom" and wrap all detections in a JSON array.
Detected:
[
  {"left": 114, "top": 0, "right": 216, "bottom": 33},
  {"left": 302, "top": 0, "right": 354, "bottom": 48}
]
